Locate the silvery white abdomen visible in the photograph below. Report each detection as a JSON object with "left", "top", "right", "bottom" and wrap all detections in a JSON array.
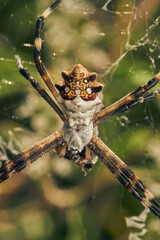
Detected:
[{"left": 58, "top": 90, "right": 103, "bottom": 153}]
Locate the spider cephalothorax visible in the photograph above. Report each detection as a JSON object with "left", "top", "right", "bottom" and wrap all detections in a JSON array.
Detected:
[{"left": 55, "top": 64, "right": 104, "bottom": 100}]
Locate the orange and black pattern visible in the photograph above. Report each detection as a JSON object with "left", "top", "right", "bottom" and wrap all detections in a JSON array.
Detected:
[{"left": 55, "top": 64, "right": 104, "bottom": 101}]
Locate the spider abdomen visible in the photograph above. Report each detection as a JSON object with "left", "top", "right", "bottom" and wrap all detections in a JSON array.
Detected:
[
  {"left": 58, "top": 92, "right": 103, "bottom": 153},
  {"left": 63, "top": 122, "right": 94, "bottom": 152}
]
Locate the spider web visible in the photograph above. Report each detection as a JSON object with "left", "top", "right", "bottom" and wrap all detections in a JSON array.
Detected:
[{"left": 0, "top": 0, "right": 160, "bottom": 239}]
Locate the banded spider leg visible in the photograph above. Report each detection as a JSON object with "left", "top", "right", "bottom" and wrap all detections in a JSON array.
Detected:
[
  {"left": 94, "top": 71, "right": 160, "bottom": 125},
  {"left": 15, "top": 55, "right": 65, "bottom": 121},
  {"left": 0, "top": 130, "right": 64, "bottom": 183},
  {"left": 34, "top": 0, "right": 62, "bottom": 99},
  {"left": 89, "top": 136, "right": 160, "bottom": 218}
]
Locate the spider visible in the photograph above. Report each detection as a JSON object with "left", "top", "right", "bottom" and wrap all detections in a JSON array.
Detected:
[{"left": 1, "top": 0, "right": 160, "bottom": 218}]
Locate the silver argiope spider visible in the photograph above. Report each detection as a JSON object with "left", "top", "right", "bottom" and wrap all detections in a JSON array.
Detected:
[{"left": 1, "top": 0, "right": 160, "bottom": 218}]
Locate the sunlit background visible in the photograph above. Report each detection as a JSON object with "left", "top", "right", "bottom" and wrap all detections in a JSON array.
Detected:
[{"left": 0, "top": 0, "right": 160, "bottom": 239}]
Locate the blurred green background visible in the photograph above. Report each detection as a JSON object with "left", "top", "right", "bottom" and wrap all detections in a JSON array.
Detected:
[{"left": 0, "top": 0, "right": 160, "bottom": 239}]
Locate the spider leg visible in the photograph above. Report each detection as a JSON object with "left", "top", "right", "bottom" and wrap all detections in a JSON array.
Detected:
[
  {"left": 15, "top": 55, "right": 65, "bottom": 122},
  {"left": 89, "top": 135, "right": 160, "bottom": 218},
  {"left": 95, "top": 87, "right": 160, "bottom": 124},
  {"left": 34, "top": 0, "right": 61, "bottom": 99},
  {"left": 94, "top": 72, "right": 160, "bottom": 125},
  {"left": 0, "top": 130, "right": 64, "bottom": 183}
]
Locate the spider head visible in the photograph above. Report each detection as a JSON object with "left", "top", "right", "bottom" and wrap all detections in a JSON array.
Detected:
[{"left": 55, "top": 64, "right": 104, "bottom": 101}]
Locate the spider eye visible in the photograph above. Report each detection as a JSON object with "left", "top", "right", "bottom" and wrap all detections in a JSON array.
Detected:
[
  {"left": 65, "top": 86, "right": 70, "bottom": 93},
  {"left": 83, "top": 79, "right": 88, "bottom": 84},
  {"left": 86, "top": 88, "right": 92, "bottom": 95}
]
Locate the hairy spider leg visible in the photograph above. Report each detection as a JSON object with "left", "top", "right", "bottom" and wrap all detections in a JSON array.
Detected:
[
  {"left": 94, "top": 71, "right": 160, "bottom": 126},
  {"left": 34, "top": 0, "right": 61, "bottom": 99},
  {"left": 94, "top": 87, "right": 160, "bottom": 124},
  {"left": 15, "top": 55, "right": 65, "bottom": 122},
  {"left": 0, "top": 130, "right": 64, "bottom": 183},
  {"left": 89, "top": 136, "right": 160, "bottom": 218}
]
